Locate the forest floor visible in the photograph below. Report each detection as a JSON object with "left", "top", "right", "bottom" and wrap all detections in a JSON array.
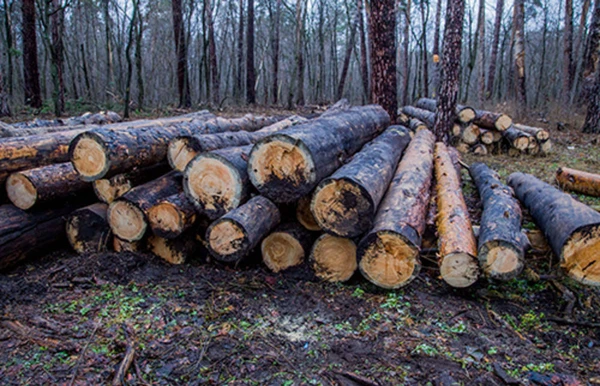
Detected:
[{"left": 0, "top": 105, "right": 599, "bottom": 385}]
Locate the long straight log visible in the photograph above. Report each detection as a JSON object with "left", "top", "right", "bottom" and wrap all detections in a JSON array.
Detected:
[
  {"left": 92, "top": 163, "right": 172, "bottom": 204},
  {"left": 556, "top": 167, "right": 600, "bottom": 197},
  {"left": 202, "top": 114, "right": 284, "bottom": 134},
  {"left": 513, "top": 123, "right": 549, "bottom": 141},
  {"left": 503, "top": 126, "right": 531, "bottom": 150},
  {"left": 401, "top": 106, "right": 436, "bottom": 127},
  {"left": 261, "top": 223, "right": 315, "bottom": 272},
  {"left": 248, "top": 105, "right": 390, "bottom": 203},
  {"left": 414, "top": 98, "right": 476, "bottom": 123},
  {"left": 508, "top": 172, "right": 600, "bottom": 286},
  {"left": 205, "top": 196, "right": 280, "bottom": 263},
  {"left": 357, "top": 129, "right": 436, "bottom": 289},
  {"left": 310, "top": 234, "right": 357, "bottom": 282},
  {"left": 147, "top": 192, "right": 197, "bottom": 239},
  {"left": 66, "top": 203, "right": 112, "bottom": 254},
  {"left": 107, "top": 172, "right": 182, "bottom": 242},
  {"left": 473, "top": 109, "right": 512, "bottom": 131},
  {"left": 11, "top": 111, "right": 122, "bottom": 129},
  {"left": 470, "top": 163, "right": 526, "bottom": 280},
  {"left": 434, "top": 142, "right": 479, "bottom": 288},
  {"left": 311, "top": 126, "right": 412, "bottom": 238}
]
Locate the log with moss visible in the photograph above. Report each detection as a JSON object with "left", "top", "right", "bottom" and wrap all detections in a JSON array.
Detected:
[
  {"left": 66, "top": 203, "right": 112, "bottom": 254},
  {"left": 261, "top": 223, "right": 315, "bottom": 273},
  {"left": 356, "top": 129, "right": 436, "bottom": 289},
  {"left": 310, "top": 234, "right": 357, "bottom": 282},
  {"left": 401, "top": 106, "right": 436, "bottom": 127},
  {"left": 556, "top": 167, "right": 600, "bottom": 198},
  {"left": 414, "top": 98, "right": 476, "bottom": 123},
  {"left": 473, "top": 109, "right": 512, "bottom": 131},
  {"left": 248, "top": 105, "right": 390, "bottom": 203},
  {"left": 147, "top": 192, "right": 197, "bottom": 239},
  {"left": 92, "top": 163, "right": 172, "bottom": 204}
]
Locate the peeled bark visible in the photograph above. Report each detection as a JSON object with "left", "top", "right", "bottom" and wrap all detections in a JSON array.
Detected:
[
  {"left": 434, "top": 142, "right": 479, "bottom": 287},
  {"left": 473, "top": 109, "right": 513, "bottom": 131},
  {"left": 205, "top": 196, "right": 280, "bottom": 263},
  {"left": 311, "top": 126, "right": 412, "bottom": 238},
  {"left": 470, "top": 163, "right": 526, "bottom": 280},
  {"left": 248, "top": 105, "right": 390, "bottom": 203},
  {"left": 296, "top": 194, "right": 321, "bottom": 231},
  {"left": 513, "top": 123, "right": 549, "bottom": 141},
  {"left": 66, "top": 203, "right": 112, "bottom": 254},
  {"left": 556, "top": 166, "right": 600, "bottom": 197},
  {"left": 401, "top": 106, "right": 436, "bottom": 127},
  {"left": 147, "top": 192, "right": 197, "bottom": 239},
  {"left": 261, "top": 222, "right": 314, "bottom": 272},
  {"left": 503, "top": 126, "right": 532, "bottom": 150},
  {"left": 357, "top": 129, "right": 436, "bottom": 289},
  {"left": 508, "top": 172, "right": 600, "bottom": 286},
  {"left": 414, "top": 98, "right": 475, "bottom": 123},
  {"left": 310, "top": 233, "right": 357, "bottom": 282},
  {"left": 93, "top": 163, "right": 172, "bottom": 204}
]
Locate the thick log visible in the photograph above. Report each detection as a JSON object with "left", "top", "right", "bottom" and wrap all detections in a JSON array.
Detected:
[
  {"left": 296, "top": 194, "right": 321, "bottom": 231},
  {"left": 205, "top": 196, "right": 281, "bottom": 263},
  {"left": 479, "top": 129, "right": 495, "bottom": 144},
  {"left": 92, "top": 163, "right": 172, "bottom": 204},
  {"left": 202, "top": 114, "right": 283, "bottom": 134},
  {"left": 357, "top": 129, "right": 436, "bottom": 289},
  {"left": 248, "top": 105, "right": 390, "bottom": 203},
  {"left": 107, "top": 172, "right": 182, "bottom": 242},
  {"left": 6, "top": 162, "right": 90, "bottom": 210},
  {"left": 434, "top": 142, "right": 479, "bottom": 288},
  {"left": 503, "top": 126, "right": 531, "bottom": 150},
  {"left": 556, "top": 166, "right": 600, "bottom": 197},
  {"left": 310, "top": 233, "right": 357, "bottom": 282},
  {"left": 470, "top": 163, "right": 526, "bottom": 280},
  {"left": 320, "top": 98, "right": 352, "bottom": 117},
  {"left": 311, "top": 126, "right": 412, "bottom": 237},
  {"left": 148, "top": 228, "right": 205, "bottom": 265},
  {"left": 473, "top": 109, "right": 512, "bottom": 131},
  {"left": 401, "top": 106, "right": 436, "bottom": 127},
  {"left": 461, "top": 124, "right": 481, "bottom": 145},
  {"left": 184, "top": 145, "right": 251, "bottom": 220},
  {"left": 66, "top": 203, "right": 112, "bottom": 254},
  {"left": 147, "top": 192, "right": 197, "bottom": 239},
  {"left": 513, "top": 123, "right": 549, "bottom": 141},
  {"left": 261, "top": 222, "right": 315, "bottom": 272},
  {"left": 508, "top": 172, "right": 600, "bottom": 286},
  {"left": 414, "top": 98, "right": 476, "bottom": 123},
  {"left": 113, "top": 236, "right": 146, "bottom": 253}
]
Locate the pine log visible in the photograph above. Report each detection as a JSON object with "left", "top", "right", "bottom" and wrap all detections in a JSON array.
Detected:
[
  {"left": 92, "top": 163, "right": 172, "bottom": 204},
  {"left": 321, "top": 98, "right": 352, "bottom": 117},
  {"left": 473, "top": 109, "right": 512, "bottom": 131},
  {"left": 455, "top": 141, "right": 470, "bottom": 153},
  {"left": 513, "top": 123, "right": 550, "bottom": 141},
  {"left": 296, "top": 194, "right": 321, "bottom": 231},
  {"left": 107, "top": 172, "right": 182, "bottom": 242},
  {"left": 479, "top": 129, "right": 495, "bottom": 145},
  {"left": 401, "top": 106, "right": 436, "bottom": 127},
  {"left": 311, "top": 126, "right": 412, "bottom": 238},
  {"left": 409, "top": 118, "right": 428, "bottom": 132},
  {"left": 461, "top": 124, "right": 481, "bottom": 145},
  {"left": 310, "top": 233, "right": 357, "bottom": 282},
  {"left": 357, "top": 129, "right": 436, "bottom": 289},
  {"left": 397, "top": 113, "right": 410, "bottom": 126},
  {"left": 434, "top": 142, "right": 479, "bottom": 287},
  {"left": 508, "top": 172, "right": 600, "bottom": 285},
  {"left": 183, "top": 145, "right": 251, "bottom": 220},
  {"left": 147, "top": 192, "right": 197, "bottom": 239},
  {"left": 248, "top": 105, "right": 390, "bottom": 203},
  {"left": 472, "top": 144, "right": 488, "bottom": 155},
  {"left": 261, "top": 223, "right": 315, "bottom": 273},
  {"left": 148, "top": 228, "right": 205, "bottom": 265},
  {"left": 503, "top": 126, "right": 531, "bottom": 150},
  {"left": 528, "top": 140, "right": 541, "bottom": 155},
  {"left": 470, "top": 163, "right": 526, "bottom": 280},
  {"left": 6, "top": 162, "right": 91, "bottom": 210},
  {"left": 414, "top": 98, "right": 476, "bottom": 123},
  {"left": 113, "top": 236, "right": 146, "bottom": 253},
  {"left": 202, "top": 114, "right": 283, "bottom": 134},
  {"left": 556, "top": 167, "right": 600, "bottom": 197},
  {"left": 540, "top": 139, "right": 552, "bottom": 154},
  {"left": 66, "top": 203, "right": 112, "bottom": 254},
  {"left": 11, "top": 111, "right": 122, "bottom": 129},
  {"left": 205, "top": 196, "right": 281, "bottom": 263}
]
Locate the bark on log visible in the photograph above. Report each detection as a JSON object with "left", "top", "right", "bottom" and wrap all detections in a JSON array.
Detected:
[
  {"left": 92, "top": 163, "right": 172, "bottom": 204},
  {"left": 148, "top": 227, "right": 205, "bottom": 265},
  {"left": 296, "top": 194, "right": 321, "bottom": 231},
  {"left": 434, "top": 142, "right": 479, "bottom": 287},
  {"left": 556, "top": 166, "right": 600, "bottom": 197},
  {"left": 513, "top": 123, "right": 549, "bottom": 141},
  {"left": 205, "top": 196, "right": 281, "bottom": 263},
  {"left": 202, "top": 114, "right": 284, "bottom": 134},
  {"left": 409, "top": 118, "right": 428, "bottom": 132},
  {"left": 107, "top": 172, "right": 182, "bottom": 242},
  {"left": 66, "top": 203, "right": 112, "bottom": 254},
  {"left": 357, "top": 129, "right": 436, "bottom": 289},
  {"left": 147, "top": 192, "right": 197, "bottom": 239},
  {"left": 508, "top": 172, "right": 600, "bottom": 285},
  {"left": 461, "top": 124, "right": 481, "bottom": 145},
  {"left": 310, "top": 233, "right": 357, "bottom": 282},
  {"left": 414, "top": 98, "right": 476, "bottom": 123},
  {"left": 6, "top": 162, "right": 90, "bottom": 210},
  {"left": 503, "top": 126, "right": 531, "bottom": 150},
  {"left": 321, "top": 98, "right": 352, "bottom": 117},
  {"left": 470, "top": 163, "right": 526, "bottom": 280},
  {"left": 311, "top": 126, "right": 412, "bottom": 238},
  {"left": 248, "top": 105, "right": 390, "bottom": 203},
  {"left": 473, "top": 109, "right": 512, "bottom": 131},
  {"left": 401, "top": 106, "right": 436, "bottom": 127},
  {"left": 472, "top": 144, "right": 488, "bottom": 155},
  {"left": 261, "top": 222, "right": 315, "bottom": 272}
]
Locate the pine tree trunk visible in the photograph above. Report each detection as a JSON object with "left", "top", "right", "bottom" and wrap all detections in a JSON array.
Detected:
[
  {"left": 563, "top": 0, "right": 574, "bottom": 100},
  {"left": 207, "top": 0, "right": 219, "bottom": 106},
  {"left": 556, "top": 167, "right": 600, "bottom": 197},
  {"left": 582, "top": 67, "right": 600, "bottom": 133},
  {"left": 486, "top": 0, "right": 504, "bottom": 100},
  {"left": 513, "top": 0, "right": 527, "bottom": 111},
  {"left": 311, "top": 233, "right": 358, "bottom": 282},
  {"left": 22, "top": 0, "right": 42, "bottom": 108},
  {"left": 432, "top": 0, "right": 442, "bottom": 95},
  {"left": 50, "top": 0, "right": 65, "bottom": 117},
  {"left": 358, "top": 0, "right": 369, "bottom": 102}
]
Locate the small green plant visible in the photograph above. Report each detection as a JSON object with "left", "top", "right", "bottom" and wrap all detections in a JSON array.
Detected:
[
  {"left": 487, "top": 346, "right": 498, "bottom": 355},
  {"left": 352, "top": 287, "right": 365, "bottom": 298},
  {"left": 412, "top": 343, "right": 439, "bottom": 356}
]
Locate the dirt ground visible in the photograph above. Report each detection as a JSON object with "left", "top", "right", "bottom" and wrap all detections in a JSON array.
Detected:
[{"left": 0, "top": 108, "right": 599, "bottom": 385}]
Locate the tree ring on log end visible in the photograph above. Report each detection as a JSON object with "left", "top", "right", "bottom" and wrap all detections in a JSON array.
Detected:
[
  {"left": 358, "top": 231, "right": 420, "bottom": 289},
  {"left": 440, "top": 252, "right": 479, "bottom": 288},
  {"left": 261, "top": 232, "right": 304, "bottom": 273},
  {"left": 207, "top": 219, "right": 249, "bottom": 262},
  {"left": 563, "top": 225, "right": 600, "bottom": 286},
  {"left": 169, "top": 138, "right": 197, "bottom": 172},
  {"left": 148, "top": 202, "right": 184, "bottom": 238},
  {"left": 108, "top": 200, "right": 147, "bottom": 241},
  {"left": 71, "top": 134, "right": 108, "bottom": 180},
  {"left": 310, "top": 234, "right": 357, "bottom": 282},
  {"left": 297, "top": 195, "right": 321, "bottom": 231},
  {"left": 6, "top": 173, "right": 37, "bottom": 210},
  {"left": 479, "top": 240, "right": 524, "bottom": 280},
  {"left": 495, "top": 114, "right": 512, "bottom": 131},
  {"left": 458, "top": 108, "right": 475, "bottom": 123},
  {"left": 148, "top": 236, "right": 186, "bottom": 265}
]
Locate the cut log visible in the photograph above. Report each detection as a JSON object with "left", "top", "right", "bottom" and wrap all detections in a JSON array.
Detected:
[
  {"left": 248, "top": 105, "right": 390, "bottom": 203},
  {"left": 147, "top": 192, "right": 197, "bottom": 239},
  {"left": 513, "top": 123, "right": 549, "bottom": 141},
  {"left": 503, "top": 126, "right": 531, "bottom": 150},
  {"left": 540, "top": 139, "right": 552, "bottom": 154},
  {"left": 409, "top": 118, "right": 428, "bottom": 132},
  {"left": 11, "top": 111, "right": 122, "bottom": 129},
  {"left": 479, "top": 129, "right": 495, "bottom": 145},
  {"left": 202, "top": 114, "right": 284, "bottom": 134},
  {"left": 451, "top": 124, "right": 463, "bottom": 137},
  {"left": 473, "top": 109, "right": 512, "bottom": 131},
  {"left": 527, "top": 140, "right": 541, "bottom": 155},
  {"left": 455, "top": 141, "right": 470, "bottom": 153},
  {"left": 296, "top": 194, "right": 321, "bottom": 231},
  {"left": 434, "top": 142, "right": 479, "bottom": 287},
  {"left": 472, "top": 144, "right": 488, "bottom": 155},
  {"left": 113, "top": 236, "right": 146, "bottom": 253},
  {"left": 320, "top": 98, "right": 352, "bottom": 117},
  {"left": 556, "top": 166, "right": 600, "bottom": 197},
  {"left": 414, "top": 98, "right": 476, "bottom": 123},
  {"left": 508, "top": 172, "right": 600, "bottom": 286},
  {"left": 461, "top": 124, "right": 481, "bottom": 145},
  {"left": 6, "top": 163, "right": 91, "bottom": 210},
  {"left": 357, "top": 129, "right": 436, "bottom": 289},
  {"left": 183, "top": 145, "right": 251, "bottom": 220},
  {"left": 66, "top": 203, "right": 112, "bottom": 254},
  {"left": 401, "top": 106, "right": 436, "bottom": 127},
  {"left": 397, "top": 112, "right": 410, "bottom": 126},
  {"left": 107, "top": 172, "right": 182, "bottom": 242},
  {"left": 470, "top": 163, "right": 526, "bottom": 280},
  {"left": 92, "top": 163, "right": 172, "bottom": 204},
  {"left": 205, "top": 196, "right": 281, "bottom": 263},
  {"left": 261, "top": 223, "right": 315, "bottom": 272},
  {"left": 310, "top": 234, "right": 357, "bottom": 282},
  {"left": 311, "top": 126, "right": 412, "bottom": 238},
  {"left": 148, "top": 228, "right": 205, "bottom": 265}
]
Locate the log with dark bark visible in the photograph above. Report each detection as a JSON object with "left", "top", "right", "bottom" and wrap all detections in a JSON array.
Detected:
[
  {"left": 472, "top": 144, "right": 488, "bottom": 155},
  {"left": 147, "top": 192, "right": 197, "bottom": 239},
  {"left": 508, "top": 172, "right": 600, "bottom": 285},
  {"left": 513, "top": 123, "right": 549, "bottom": 141},
  {"left": 248, "top": 105, "right": 390, "bottom": 203},
  {"left": 401, "top": 106, "right": 436, "bottom": 127},
  {"left": 473, "top": 109, "right": 512, "bottom": 131},
  {"left": 408, "top": 118, "right": 428, "bottom": 132},
  {"left": 310, "top": 233, "right": 357, "bottom": 282},
  {"left": 357, "top": 129, "right": 436, "bottom": 289},
  {"left": 107, "top": 172, "right": 182, "bottom": 242},
  {"left": 470, "top": 163, "right": 526, "bottom": 280},
  {"left": 414, "top": 98, "right": 476, "bottom": 123},
  {"left": 12, "top": 111, "right": 122, "bottom": 129},
  {"left": 205, "top": 196, "right": 280, "bottom": 263},
  {"left": 261, "top": 223, "right": 315, "bottom": 272},
  {"left": 311, "top": 126, "right": 412, "bottom": 238},
  {"left": 556, "top": 167, "right": 600, "bottom": 197},
  {"left": 148, "top": 227, "right": 205, "bottom": 265},
  {"left": 6, "top": 162, "right": 90, "bottom": 210},
  {"left": 503, "top": 126, "right": 531, "bottom": 150},
  {"left": 66, "top": 203, "right": 112, "bottom": 254},
  {"left": 113, "top": 236, "right": 146, "bottom": 253},
  {"left": 93, "top": 163, "right": 172, "bottom": 204},
  {"left": 434, "top": 142, "right": 479, "bottom": 287},
  {"left": 296, "top": 194, "right": 321, "bottom": 231}
]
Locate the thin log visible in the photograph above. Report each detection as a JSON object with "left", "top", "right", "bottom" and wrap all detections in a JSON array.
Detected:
[
  {"left": 401, "top": 106, "right": 436, "bottom": 127},
  {"left": 147, "top": 192, "right": 197, "bottom": 239},
  {"left": 261, "top": 222, "right": 315, "bottom": 272},
  {"left": 310, "top": 233, "right": 357, "bottom": 282},
  {"left": 66, "top": 203, "right": 112, "bottom": 254},
  {"left": 556, "top": 166, "right": 600, "bottom": 197},
  {"left": 513, "top": 123, "right": 549, "bottom": 141},
  {"left": 296, "top": 194, "right": 321, "bottom": 231},
  {"left": 92, "top": 163, "right": 172, "bottom": 204},
  {"left": 414, "top": 98, "right": 476, "bottom": 123},
  {"left": 503, "top": 126, "right": 531, "bottom": 150},
  {"left": 473, "top": 109, "right": 513, "bottom": 131}
]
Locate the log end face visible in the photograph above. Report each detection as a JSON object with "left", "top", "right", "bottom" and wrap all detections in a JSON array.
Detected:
[
  {"left": 6, "top": 173, "right": 37, "bottom": 210},
  {"left": 169, "top": 138, "right": 197, "bottom": 172},
  {"left": 71, "top": 136, "right": 108, "bottom": 180},
  {"left": 207, "top": 219, "right": 248, "bottom": 262},
  {"left": 311, "top": 234, "right": 357, "bottom": 282},
  {"left": 108, "top": 200, "right": 147, "bottom": 242},
  {"left": 148, "top": 202, "right": 185, "bottom": 239},
  {"left": 148, "top": 236, "right": 186, "bottom": 265},
  {"left": 496, "top": 115, "right": 513, "bottom": 131},
  {"left": 458, "top": 108, "right": 476, "bottom": 123},
  {"left": 440, "top": 252, "right": 480, "bottom": 288},
  {"left": 479, "top": 241, "right": 524, "bottom": 281},
  {"left": 563, "top": 225, "right": 600, "bottom": 286},
  {"left": 296, "top": 195, "right": 321, "bottom": 231},
  {"left": 261, "top": 232, "right": 305, "bottom": 273}
]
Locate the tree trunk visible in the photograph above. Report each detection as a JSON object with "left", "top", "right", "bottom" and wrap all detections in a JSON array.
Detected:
[
  {"left": 0, "top": 70, "right": 11, "bottom": 117},
  {"left": 476, "top": 0, "right": 486, "bottom": 102},
  {"left": 261, "top": 222, "right": 315, "bottom": 272},
  {"left": 22, "top": 0, "right": 42, "bottom": 108},
  {"left": 49, "top": 0, "right": 65, "bottom": 117},
  {"left": 236, "top": 0, "right": 244, "bottom": 102},
  {"left": 419, "top": 0, "right": 429, "bottom": 97},
  {"left": 508, "top": 172, "right": 600, "bottom": 286},
  {"left": 401, "top": 0, "right": 411, "bottom": 105},
  {"left": 563, "top": 0, "right": 574, "bottom": 100},
  {"left": 582, "top": 65, "right": 600, "bottom": 133},
  {"left": 206, "top": 0, "right": 219, "bottom": 106},
  {"left": 432, "top": 0, "right": 442, "bottom": 95},
  {"left": 486, "top": 0, "right": 504, "bottom": 100},
  {"left": 245, "top": 0, "right": 255, "bottom": 104},
  {"left": 358, "top": 0, "right": 369, "bottom": 102},
  {"left": 556, "top": 167, "right": 600, "bottom": 197},
  {"left": 147, "top": 192, "right": 197, "bottom": 239},
  {"left": 135, "top": 5, "right": 144, "bottom": 109},
  {"left": 513, "top": 0, "right": 527, "bottom": 112},
  {"left": 337, "top": 7, "right": 360, "bottom": 100},
  {"left": 310, "top": 233, "right": 357, "bottom": 282},
  {"left": 93, "top": 163, "right": 172, "bottom": 204},
  {"left": 172, "top": 0, "right": 191, "bottom": 108},
  {"left": 123, "top": 0, "right": 139, "bottom": 119},
  {"left": 270, "top": 0, "right": 280, "bottom": 104},
  {"left": 580, "top": 0, "right": 600, "bottom": 101},
  {"left": 66, "top": 203, "right": 112, "bottom": 254},
  {"left": 3, "top": 0, "right": 14, "bottom": 97}
]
